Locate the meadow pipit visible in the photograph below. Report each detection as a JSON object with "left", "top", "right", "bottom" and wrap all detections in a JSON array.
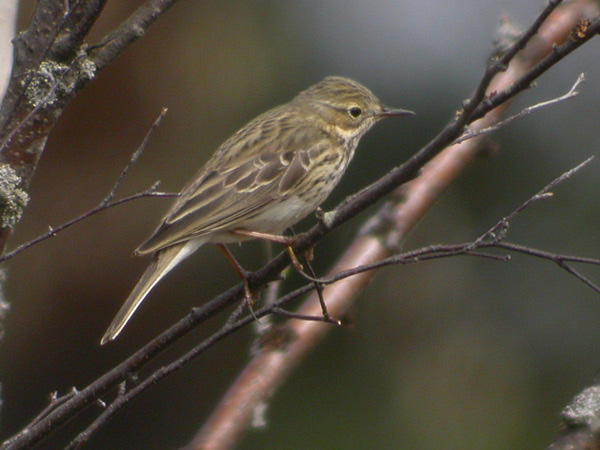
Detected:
[{"left": 101, "top": 76, "right": 414, "bottom": 344}]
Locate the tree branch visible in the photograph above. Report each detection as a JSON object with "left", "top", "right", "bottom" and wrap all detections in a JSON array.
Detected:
[
  {"left": 454, "top": 72, "right": 585, "bottom": 144},
  {"left": 0, "top": 108, "right": 176, "bottom": 264},
  {"left": 0, "top": 0, "right": 182, "bottom": 254},
  {"left": 89, "top": 0, "right": 180, "bottom": 71},
  {"left": 2, "top": 1, "right": 599, "bottom": 449}
]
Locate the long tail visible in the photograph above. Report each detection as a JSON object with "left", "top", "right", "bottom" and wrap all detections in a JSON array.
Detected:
[{"left": 101, "top": 239, "right": 203, "bottom": 345}]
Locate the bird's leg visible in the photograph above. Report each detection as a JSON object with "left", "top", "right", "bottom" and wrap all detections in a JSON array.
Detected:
[
  {"left": 302, "top": 255, "right": 340, "bottom": 325},
  {"left": 232, "top": 229, "right": 305, "bottom": 272},
  {"left": 216, "top": 244, "right": 258, "bottom": 319},
  {"left": 232, "top": 229, "right": 338, "bottom": 325},
  {"left": 232, "top": 228, "right": 328, "bottom": 284}
]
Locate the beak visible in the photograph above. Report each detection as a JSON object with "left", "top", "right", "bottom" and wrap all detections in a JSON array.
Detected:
[{"left": 379, "top": 106, "right": 416, "bottom": 117}]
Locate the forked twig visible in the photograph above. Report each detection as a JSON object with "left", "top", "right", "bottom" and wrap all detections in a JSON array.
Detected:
[
  {"left": 472, "top": 156, "right": 594, "bottom": 247},
  {"left": 1, "top": 389, "right": 78, "bottom": 447},
  {"left": 0, "top": 109, "right": 176, "bottom": 263},
  {"left": 102, "top": 108, "right": 168, "bottom": 205},
  {"left": 455, "top": 73, "right": 585, "bottom": 145}
]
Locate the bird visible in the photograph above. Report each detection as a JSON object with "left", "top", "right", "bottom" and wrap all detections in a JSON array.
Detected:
[{"left": 101, "top": 76, "right": 414, "bottom": 344}]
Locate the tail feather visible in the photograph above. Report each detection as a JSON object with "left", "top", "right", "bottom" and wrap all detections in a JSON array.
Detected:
[{"left": 101, "top": 239, "right": 203, "bottom": 345}]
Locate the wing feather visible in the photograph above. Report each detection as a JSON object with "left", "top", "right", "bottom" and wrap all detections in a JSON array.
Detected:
[{"left": 136, "top": 117, "right": 331, "bottom": 254}]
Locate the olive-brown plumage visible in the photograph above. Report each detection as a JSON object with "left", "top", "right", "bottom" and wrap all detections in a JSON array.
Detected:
[{"left": 101, "top": 76, "right": 414, "bottom": 344}]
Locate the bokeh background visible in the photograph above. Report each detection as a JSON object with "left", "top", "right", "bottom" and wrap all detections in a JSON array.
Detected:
[{"left": 2, "top": 1, "right": 600, "bottom": 449}]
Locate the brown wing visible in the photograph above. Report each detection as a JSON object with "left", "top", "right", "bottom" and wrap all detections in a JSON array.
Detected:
[{"left": 136, "top": 112, "right": 331, "bottom": 254}]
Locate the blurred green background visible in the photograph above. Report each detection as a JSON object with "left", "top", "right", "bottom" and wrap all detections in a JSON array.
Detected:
[{"left": 2, "top": 1, "right": 600, "bottom": 449}]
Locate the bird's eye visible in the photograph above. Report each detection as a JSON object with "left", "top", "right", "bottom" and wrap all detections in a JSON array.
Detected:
[{"left": 348, "top": 106, "right": 362, "bottom": 118}]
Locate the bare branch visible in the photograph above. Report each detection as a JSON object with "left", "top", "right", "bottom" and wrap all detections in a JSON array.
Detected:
[
  {"left": 51, "top": 0, "right": 108, "bottom": 60},
  {"left": 460, "top": 0, "right": 566, "bottom": 124},
  {"left": 1, "top": 388, "right": 78, "bottom": 447},
  {"left": 102, "top": 107, "right": 168, "bottom": 205},
  {"left": 472, "top": 156, "right": 594, "bottom": 246},
  {"left": 3, "top": 3, "right": 599, "bottom": 449},
  {"left": 556, "top": 261, "right": 600, "bottom": 294},
  {"left": 0, "top": 187, "right": 174, "bottom": 264},
  {"left": 0, "top": 0, "right": 180, "bottom": 253},
  {"left": 494, "top": 242, "right": 600, "bottom": 266},
  {"left": 455, "top": 72, "right": 585, "bottom": 144},
  {"left": 469, "top": 16, "right": 600, "bottom": 123},
  {"left": 299, "top": 5, "right": 597, "bottom": 254},
  {"left": 0, "top": 109, "right": 175, "bottom": 263},
  {"left": 89, "top": 0, "right": 181, "bottom": 71}
]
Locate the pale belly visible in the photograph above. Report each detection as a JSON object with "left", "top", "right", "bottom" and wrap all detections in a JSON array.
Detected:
[{"left": 205, "top": 195, "right": 323, "bottom": 245}]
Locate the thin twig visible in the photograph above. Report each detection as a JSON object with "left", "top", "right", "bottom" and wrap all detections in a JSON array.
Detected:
[
  {"left": 0, "top": 108, "right": 175, "bottom": 263},
  {"left": 301, "top": 237, "right": 600, "bottom": 298},
  {"left": 494, "top": 242, "right": 600, "bottom": 265},
  {"left": 455, "top": 73, "right": 585, "bottom": 144},
  {"left": 1, "top": 388, "right": 78, "bottom": 447},
  {"left": 472, "top": 156, "right": 594, "bottom": 247},
  {"left": 102, "top": 107, "right": 168, "bottom": 205},
  {"left": 469, "top": 16, "right": 600, "bottom": 123},
  {"left": 0, "top": 187, "right": 175, "bottom": 263},
  {"left": 459, "top": 0, "right": 565, "bottom": 126},
  {"left": 557, "top": 261, "right": 600, "bottom": 294},
  {"left": 302, "top": 256, "right": 339, "bottom": 324},
  {"left": 66, "top": 303, "right": 271, "bottom": 450},
  {"left": 89, "top": 0, "right": 180, "bottom": 71}
]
